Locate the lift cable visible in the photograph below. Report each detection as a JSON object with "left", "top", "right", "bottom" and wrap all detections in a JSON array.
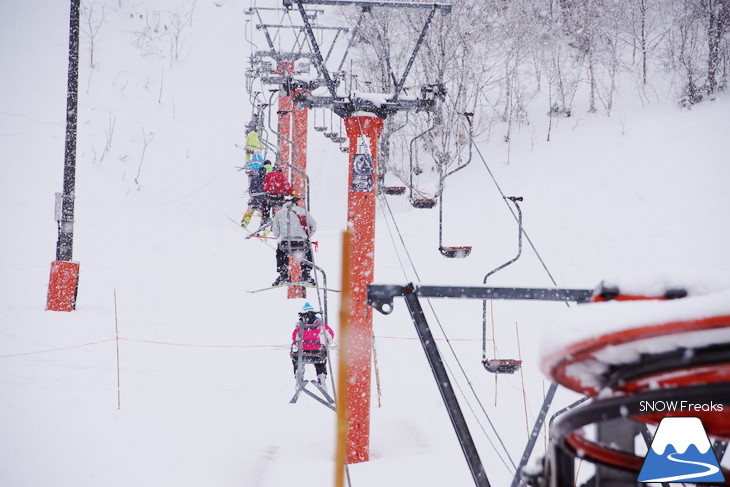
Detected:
[
  {"left": 472, "top": 143, "right": 566, "bottom": 302},
  {"left": 378, "top": 193, "right": 518, "bottom": 475}
]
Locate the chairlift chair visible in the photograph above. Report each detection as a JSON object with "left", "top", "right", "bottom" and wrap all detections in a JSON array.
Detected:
[
  {"left": 290, "top": 343, "right": 327, "bottom": 365},
  {"left": 384, "top": 186, "right": 406, "bottom": 195},
  {"left": 480, "top": 196, "right": 525, "bottom": 374},
  {"left": 330, "top": 118, "right": 346, "bottom": 144},
  {"left": 408, "top": 120, "right": 438, "bottom": 209},
  {"left": 482, "top": 358, "right": 522, "bottom": 374},
  {"left": 438, "top": 113, "right": 474, "bottom": 258},
  {"left": 411, "top": 198, "right": 437, "bottom": 208},
  {"left": 314, "top": 109, "right": 327, "bottom": 132}
]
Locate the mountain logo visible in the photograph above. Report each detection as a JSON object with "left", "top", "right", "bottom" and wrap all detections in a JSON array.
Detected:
[{"left": 638, "top": 417, "right": 725, "bottom": 483}]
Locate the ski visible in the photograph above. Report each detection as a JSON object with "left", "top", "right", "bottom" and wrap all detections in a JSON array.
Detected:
[
  {"left": 226, "top": 216, "right": 276, "bottom": 247},
  {"left": 244, "top": 222, "right": 273, "bottom": 240},
  {"left": 246, "top": 282, "right": 341, "bottom": 293}
]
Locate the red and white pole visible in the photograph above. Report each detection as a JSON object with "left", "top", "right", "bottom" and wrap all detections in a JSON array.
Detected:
[{"left": 343, "top": 114, "right": 383, "bottom": 463}]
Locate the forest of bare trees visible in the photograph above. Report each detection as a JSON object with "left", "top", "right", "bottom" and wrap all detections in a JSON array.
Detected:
[{"left": 342, "top": 0, "right": 728, "bottom": 178}]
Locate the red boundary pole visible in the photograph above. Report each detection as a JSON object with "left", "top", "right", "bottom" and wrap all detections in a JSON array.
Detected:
[{"left": 344, "top": 114, "right": 383, "bottom": 464}]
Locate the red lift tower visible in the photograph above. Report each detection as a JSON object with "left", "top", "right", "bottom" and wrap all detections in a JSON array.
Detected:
[{"left": 288, "top": 0, "right": 450, "bottom": 463}]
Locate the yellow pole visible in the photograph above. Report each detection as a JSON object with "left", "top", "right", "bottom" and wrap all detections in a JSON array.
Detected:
[{"left": 335, "top": 230, "right": 352, "bottom": 487}]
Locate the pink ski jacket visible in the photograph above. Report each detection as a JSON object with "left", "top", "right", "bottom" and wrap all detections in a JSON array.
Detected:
[{"left": 292, "top": 319, "right": 334, "bottom": 351}]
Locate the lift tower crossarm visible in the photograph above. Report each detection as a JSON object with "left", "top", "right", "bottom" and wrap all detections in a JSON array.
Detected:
[
  {"left": 286, "top": 0, "right": 451, "bottom": 14},
  {"left": 293, "top": 0, "right": 340, "bottom": 99},
  {"left": 256, "top": 24, "right": 349, "bottom": 31},
  {"left": 392, "top": 4, "right": 437, "bottom": 102}
]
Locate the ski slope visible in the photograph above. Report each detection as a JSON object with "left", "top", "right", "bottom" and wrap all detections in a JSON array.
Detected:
[{"left": 1, "top": 2, "right": 729, "bottom": 486}]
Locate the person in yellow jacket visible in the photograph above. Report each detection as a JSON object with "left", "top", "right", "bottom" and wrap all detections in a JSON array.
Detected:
[{"left": 244, "top": 123, "right": 264, "bottom": 162}]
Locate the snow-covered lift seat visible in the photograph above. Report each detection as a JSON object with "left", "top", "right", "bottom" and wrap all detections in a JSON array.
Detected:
[{"left": 482, "top": 358, "right": 522, "bottom": 374}]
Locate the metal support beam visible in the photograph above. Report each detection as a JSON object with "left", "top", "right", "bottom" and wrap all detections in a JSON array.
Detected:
[
  {"left": 294, "top": 93, "right": 438, "bottom": 118},
  {"left": 392, "top": 5, "right": 437, "bottom": 101},
  {"left": 286, "top": 0, "right": 451, "bottom": 14},
  {"left": 255, "top": 50, "right": 316, "bottom": 61},
  {"left": 256, "top": 23, "right": 349, "bottom": 31},
  {"left": 367, "top": 284, "right": 594, "bottom": 315},
  {"left": 56, "top": 0, "right": 80, "bottom": 262},
  {"left": 402, "top": 284, "right": 490, "bottom": 487},
  {"left": 509, "top": 384, "right": 558, "bottom": 487},
  {"left": 295, "top": 0, "right": 339, "bottom": 98}
]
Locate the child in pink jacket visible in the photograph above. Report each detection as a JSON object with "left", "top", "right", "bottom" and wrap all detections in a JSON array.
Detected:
[{"left": 291, "top": 302, "right": 334, "bottom": 388}]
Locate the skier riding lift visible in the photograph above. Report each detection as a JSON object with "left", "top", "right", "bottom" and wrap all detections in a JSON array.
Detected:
[
  {"left": 241, "top": 165, "right": 267, "bottom": 228},
  {"left": 244, "top": 120, "right": 263, "bottom": 162},
  {"left": 263, "top": 165, "right": 292, "bottom": 218},
  {"left": 271, "top": 195, "right": 316, "bottom": 286},
  {"left": 290, "top": 301, "right": 334, "bottom": 392}
]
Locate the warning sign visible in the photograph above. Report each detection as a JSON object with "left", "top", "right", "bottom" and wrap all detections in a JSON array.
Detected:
[{"left": 351, "top": 153, "right": 374, "bottom": 192}]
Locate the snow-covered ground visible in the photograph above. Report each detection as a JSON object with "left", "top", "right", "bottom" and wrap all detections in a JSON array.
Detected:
[{"left": 1, "top": 1, "right": 728, "bottom": 486}]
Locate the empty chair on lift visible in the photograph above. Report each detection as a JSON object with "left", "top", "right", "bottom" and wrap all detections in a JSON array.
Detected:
[
  {"left": 439, "top": 246, "right": 472, "bottom": 258},
  {"left": 411, "top": 197, "right": 437, "bottom": 209},
  {"left": 437, "top": 112, "right": 474, "bottom": 259},
  {"left": 482, "top": 358, "right": 522, "bottom": 374},
  {"left": 384, "top": 186, "right": 406, "bottom": 195}
]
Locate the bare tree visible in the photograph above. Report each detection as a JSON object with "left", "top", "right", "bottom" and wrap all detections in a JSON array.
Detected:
[{"left": 80, "top": 0, "right": 104, "bottom": 68}]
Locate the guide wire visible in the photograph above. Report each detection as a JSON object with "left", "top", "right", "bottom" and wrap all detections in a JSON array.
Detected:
[{"left": 378, "top": 193, "right": 518, "bottom": 474}]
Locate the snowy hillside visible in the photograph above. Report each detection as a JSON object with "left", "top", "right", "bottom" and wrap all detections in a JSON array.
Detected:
[{"left": 1, "top": 1, "right": 728, "bottom": 487}]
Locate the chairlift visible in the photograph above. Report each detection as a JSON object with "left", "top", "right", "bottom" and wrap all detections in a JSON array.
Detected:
[
  {"left": 314, "top": 109, "right": 327, "bottom": 132},
  {"left": 384, "top": 186, "right": 406, "bottom": 195},
  {"left": 411, "top": 198, "right": 437, "bottom": 208},
  {"left": 323, "top": 109, "right": 338, "bottom": 139},
  {"left": 290, "top": 344, "right": 326, "bottom": 366},
  {"left": 482, "top": 358, "right": 522, "bottom": 374},
  {"left": 438, "top": 113, "right": 474, "bottom": 258},
  {"left": 481, "top": 196, "right": 525, "bottom": 374},
  {"left": 379, "top": 114, "right": 410, "bottom": 197},
  {"left": 408, "top": 120, "right": 438, "bottom": 209},
  {"left": 331, "top": 118, "right": 346, "bottom": 144}
]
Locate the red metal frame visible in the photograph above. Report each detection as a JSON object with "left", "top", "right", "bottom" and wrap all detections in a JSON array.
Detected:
[{"left": 544, "top": 313, "right": 730, "bottom": 396}]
